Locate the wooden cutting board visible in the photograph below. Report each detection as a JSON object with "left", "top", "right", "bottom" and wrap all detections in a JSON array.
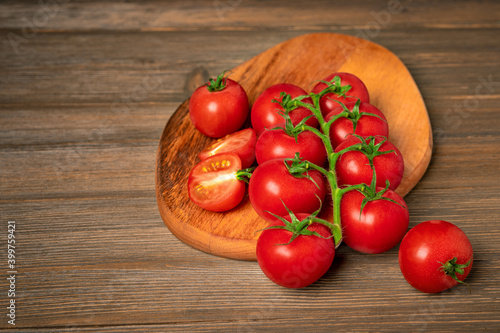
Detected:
[{"left": 155, "top": 33, "right": 432, "bottom": 261}]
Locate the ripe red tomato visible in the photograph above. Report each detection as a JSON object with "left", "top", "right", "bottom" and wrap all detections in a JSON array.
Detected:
[
  {"left": 312, "top": 72, "right": 370, "bottom": 117},
  {"left": 189, "top": 75, "right": 249, "bottom": 138},
  {"left": 198, "top": 128, "right": 256, "bottom": 168},
  {"left": 255, "top": 126, "right": 327, "bottom": 166},
  {"left": 399, "top": 220, "right": 473, "bottom": 293},
  {"left": 335, "top": 135, "right": 404, "bottom": 190},
  {"left": 340, "top": 188, "right": 409, "bottom": 254},
  {"left": 326, "top": 101, "right": 389, "bottom": 149},
  {"left": 251, "top": 83, "right": 318, "bottom": 135},
  {"left": 256, "top": 213, "right": 335, "bottom": 288},
  {"left": 187, "top": 153, "right": 245, "bottom": 212},
  {"left": 248, "top": 159, "right": 327, "bottom": 222}
]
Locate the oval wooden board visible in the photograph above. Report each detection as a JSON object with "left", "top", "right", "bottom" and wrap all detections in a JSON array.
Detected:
[{"left": 156, "top": 33, "right": 432, "bottom": 261}]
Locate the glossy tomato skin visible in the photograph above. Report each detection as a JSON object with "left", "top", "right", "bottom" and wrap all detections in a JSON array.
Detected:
[
  {"left": 256, "top": 214, "right": 335, "bottom": 288},
  {"left": 198, "top": 128, "right": 256, "bottom": 168},
  {"left": 248, "top": 159, "right": 327, "bottom": 222},
  {"left": 340, "top": 188, "right": 409, "bottom": 254},
  {"left": 399, "top": 220, "right": 473, "bottom": 293},
  {"left": 312, "top": 72, "right": 370, "bottom": 117},
  {"left": 326, "top": 101, "right": 389, "bottom": 149},
  {"left": 335, "top": 135, "right": 404, "bottom": 190},
  {"left": 187, "top": 153, "right": 245, "bottom": 212},
  {"left": 251, "top": 83, "right": 318, "bottom": 135},
  {"left": 189, "top": 78, "right": 249, "bottom": 138},
  {"left": 255, "top": 126, "right": 327, "bottom": 166}
]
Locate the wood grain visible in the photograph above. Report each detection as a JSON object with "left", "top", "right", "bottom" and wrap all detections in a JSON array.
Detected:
[
  {"left": 156, "top": 33, "right": 432, "bottom": 260},
  {"left": 1, "top": 0, "right": 500, "bottom": 331}
]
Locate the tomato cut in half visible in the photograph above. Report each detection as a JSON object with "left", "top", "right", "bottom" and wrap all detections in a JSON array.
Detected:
[
  {"left": 188, "top": 153, "right": 246, "bottom": 212},
  {"left": 198, "top": 128, "right": 257, "bottom": 168}
]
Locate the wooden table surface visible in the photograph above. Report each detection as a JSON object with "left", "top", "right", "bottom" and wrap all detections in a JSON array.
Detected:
[{"left": 1, "top": 1, "right": 499, "bottom": 331}]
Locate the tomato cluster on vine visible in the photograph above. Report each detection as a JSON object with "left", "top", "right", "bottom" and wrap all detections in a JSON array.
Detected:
[{"left": 186, "top": 70, "right": 473, "bottom": 292}]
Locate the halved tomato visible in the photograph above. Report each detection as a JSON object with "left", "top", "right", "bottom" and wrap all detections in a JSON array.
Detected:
[
  {"left": 188, "top": 153, "right": 246, "bottom": 212},
  {"left": 198, "top": 128, "right": 256, "bottom": 168}
]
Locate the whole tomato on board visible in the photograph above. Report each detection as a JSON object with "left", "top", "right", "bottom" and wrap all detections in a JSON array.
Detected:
[
  {"left": 312, "top": 72, "right": 370, "bottom": 117},
  {"left": 251, "top": 83, "right": 318, "bottom": 135},
  {"left": 189, "top": 72, "right": 249, "bottom": 138},
  {"left": 399, "top": 220, "right": 473, "bottom": 293},
  {"left": 187, "top": 153, "right": 248, "bottom": 212},
  {"left": 340, "top": 187, "right": 409, "bottom": 254},
  {"left": 326, "top": 100, "right": 389, "bottom": 149},
  {"left": 335, "top": 135, "right": 404, "bottom": 191},
  {"left": 256, "top": 213, "right": 335, "bottom": 289},
  {"left": 248, "top": 158, "right": 327, "bottom": 222},
  {"left": 255, "top": 122, "right": 327, "bottom": 166},
  {"left": 198, "top": 128, "right": 257, "bottom": 168}
]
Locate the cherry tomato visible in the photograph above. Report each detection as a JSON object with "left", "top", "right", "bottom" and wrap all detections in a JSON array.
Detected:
[
  {"left": 335, "top": 135, "right": 404, "bottom": 190},
  {"left": 256, "top": 213, "right": 335, "bottom": 288},
  {"left": 340, "top": 188, "right": 409, "bottom": 254},
  {"left": 399, "top": 220, "right": 473, "bottom": 293},
  {"left": 326, "top": 101, "right": 389, "bottom": 149},
  {"left": 189, "top": 74, "right": 249, "bottom": 138},
  {"left": 198, "top": 128, "right": 256, "bottom": 168},
  {"left": 251, "top": 83, "right": 318, "bottom": 135},
  {"left": 187, "top": 153, "right": 245, "bottom": 212},
  {"left": 312, "top": 72, "right": 370, "bottom": 117},
  {"left": 248, "top": 159, "right": 327, "bottom": 222},
  {"left": 255, "top": 126, "right": 327, "bottom": 166}
]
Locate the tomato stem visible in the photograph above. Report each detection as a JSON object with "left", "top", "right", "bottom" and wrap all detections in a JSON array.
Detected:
[
  {"left": 277, "top": 76, "right": 390, "bottom": 248},
  {"left": 206, "top": 71, "right": 230, "bottom": 92},
  {"left": 440, "top": 257, "right": 473, "bottom": 286},
  {"left": 235, "top": 167, "right": 256, "bottom": 183}
]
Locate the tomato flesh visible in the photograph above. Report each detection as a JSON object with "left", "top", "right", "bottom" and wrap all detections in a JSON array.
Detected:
[
  {"left": 198, "top": 128, "right": 256, "bottom": 168},
  {"left": 188, "top": 153, "right": 245, "bottom": 212}
]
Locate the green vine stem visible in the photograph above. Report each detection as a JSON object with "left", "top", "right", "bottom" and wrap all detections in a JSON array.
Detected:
[{"left": 277, "top": 77, "right": 390, "bottom": 248}]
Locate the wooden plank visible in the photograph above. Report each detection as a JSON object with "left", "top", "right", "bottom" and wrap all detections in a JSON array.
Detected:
[
  {"left": 1, "top": 27, "right": 499, "bottom": 105},
  {"left": 0, "top": 0, "right": 498, "bottom": 31},
  {"left": 1, "top": 0, "right": 499, "bottom": 331}
]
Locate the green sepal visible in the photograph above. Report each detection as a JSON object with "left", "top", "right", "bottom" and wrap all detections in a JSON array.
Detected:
[
  {"left": 206, "top": 70, "right": 231, "bottom": 92},
  {"left": 256, "top": 199, "right": 335, "bottom": 246},
  {"left": 439, "top": 257, "right": 473, "bottom": 286},
  {"left": 235, "top": 167, "right": 256, "bottom": 183}
]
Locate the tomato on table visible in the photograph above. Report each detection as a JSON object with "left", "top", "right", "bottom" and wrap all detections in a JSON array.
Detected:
[
  {"left": 198, "top": 128, "right": 257, "bottom": 168},
  {"left": 312, "top": 72, "right": 370, "bottom": 117},
  {"left": 256, "top": 213, "right": 335, "bottom": 288},
  {"left": 340, "top": 187, "right": 409, "bottom": 254},
  {"left": 399, "top": 220, "right": 473, "bottom": 293},
  {"left": 189, "top": 72, "right": 249, "bottom": 138},
  {"left": 251, "top": 83, "right": 318, "bottom": 135},
  {"left": 335, "top": 135, "right": 404, "bottom": 191},
  {"left": 188, "top": 153, "right": 246, "bottom": 212},
  {"left": 248, "top": 158, "right": 327, "bottom": 222},
  {"left": 326, "top": 100, "right": 389, "bottom": 149}
]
